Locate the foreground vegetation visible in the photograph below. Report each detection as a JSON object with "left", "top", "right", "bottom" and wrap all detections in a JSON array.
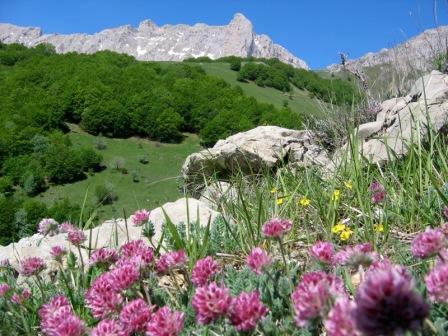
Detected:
[{"left": 1, "top": 114, "right": 448, "bottom": 334}]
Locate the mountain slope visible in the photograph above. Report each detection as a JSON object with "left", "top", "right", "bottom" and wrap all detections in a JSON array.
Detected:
[
  {"left": 327, "top": 25, "right": 448, "bottom": 96},
  {"left": 0, "top": 13, "right": 308, "bottom": 69},
  {"left": 198, "top": 62, "right": 322, "bottom": 117}
]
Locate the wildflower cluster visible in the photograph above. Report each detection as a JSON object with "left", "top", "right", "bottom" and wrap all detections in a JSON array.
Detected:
[
  {"left": 192, "top": 282, "right": 268, "bottom": 331},
  {"left": 298, "top": 243, "right": 430, "bottom": 335},
  {"left": 331, "top": 221, "right": 353, "bottom": 241},
  {"left": 39, "top": 296, "right": 86, "bottom": 336},
  {"left": 130, "top": 209, "right": 151, "bottom": 226},
  {"left": 411, "top": 223, "right": 448, "bottom": 304},
  {"left": 1, "top": 211, "right": 448, "bottom": 335},
  {"left": 271, "top": 187, "right": 312, "bottom": 208},
  {"left": 369, "top": 181, "right": 386, "bottom": 204}
]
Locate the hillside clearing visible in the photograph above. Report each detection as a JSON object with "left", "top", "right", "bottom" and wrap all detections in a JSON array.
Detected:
[
  {"left": 197, "top": 62, "right": 324, "bottom": 117},
  {"left": 37, "top": 130, "right": 201, "bottom": 222}
]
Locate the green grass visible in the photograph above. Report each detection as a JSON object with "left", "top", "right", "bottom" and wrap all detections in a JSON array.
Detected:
[
  {"left": 36, "top": 128, "right": 201, "bottom": 222},
  {"left": 196, "top": 62, "right": 324, "bottom": 118}
]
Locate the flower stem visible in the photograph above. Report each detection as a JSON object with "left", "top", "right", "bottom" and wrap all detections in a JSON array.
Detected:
[
  {"left": 58, "top": 265, "right": 75, "bottom": 305},
  {"left": 438, "top": 252, "right": 447, "bottom": 263},
  {"left": 35, "top": 275, "right": 46, "bottom": 302},
  {"left": 424, "top": 318, "right": 438, "bottom": 335},
  {"left": 76, "top": 245, "right": 85, "bottom": 272},
  {"left": 277, "top": 237, "right": 289, "bottom": 274},
  {"left": 140, "top": 282, "right": 152, "bottom": 305}
]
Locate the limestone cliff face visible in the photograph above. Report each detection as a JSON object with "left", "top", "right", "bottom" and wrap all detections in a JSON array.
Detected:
[{"left": 0, "top": 13, "right": 309, "bottom": 69}]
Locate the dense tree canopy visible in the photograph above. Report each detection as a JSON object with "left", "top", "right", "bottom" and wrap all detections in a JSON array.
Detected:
[{"left": 0, "top": 43, "right": 302, "bottom": 148}]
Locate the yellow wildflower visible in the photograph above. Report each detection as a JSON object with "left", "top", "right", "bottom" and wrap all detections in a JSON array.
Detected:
[
  {"left": 340, "top": 228, "right": 353, "bottom": 241},
  {"left": 298, "top": 197, "right": 311, "bottom": 207},
  {"left": 270, "top": 187, "right": 278, "bottom": 194},
  {"left": 276, "top": 196, "right": 289, "bottom": 205},
  {"left": 332, "top": 189, "right": 341, "bottom": 201},
  {"left": 374, "top": 223, "right": 384, "bottom": 233},
  {"left": 344, "top": 181, "right": 353, "bottom": 190},
  {"left": 332, "top": 222, "right": 346, "bottom": 234}
]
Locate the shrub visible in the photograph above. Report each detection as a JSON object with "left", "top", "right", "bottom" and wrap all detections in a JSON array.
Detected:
[
  {"left": 0, "top": 176, "right": 14, "bottom": 197},
  {"left": 110, "top": 157, "right": 126, "bottom": 172},
  {"left": 139, "top": 155, "right": 150, "bottom": 165},
  {"left": 199, "top": 110, "right": 254, "bottom": 147},
  {"left": 152, "top": 108, "right": 184, "bottom": 142},
  {"left": 0, "top": 195, "right": 21, "bottom": 245},
  {"left": 76, "top": 148, "right": 103, "bottom": 172},
  {"left": 15, "top": 200, "right": 48, "bottom": 238},
  {"left": 2, "top": 155, "right": 32, "bottom": 184},
  {"left": 94, "top": 182, "right": 118, "bottom": 205},
  {"left": 94, "top": 135, "right": 108, "bottom": 150},
  {"left": 131, "top": 170, "right": 140, "bottom": 183},
  {"left": 230, "top": 59, "right": 241, "bottom": 71},
  {"left": 20, "top": 170, "right": 47, "bottom": 196},
  {"left": 48, "top": 198, "right": 81, "bottom": 223},
  {"left": 43, "top": 144, "right": 87, "bottom": 184}
]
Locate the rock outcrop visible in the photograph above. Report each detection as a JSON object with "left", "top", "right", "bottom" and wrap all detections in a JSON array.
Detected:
[
  {"left": 0, "top": 13, "right": 308, "bottom": 69},
  {"left": 336, "top": 70, "right": 448, "bottom": 164},
  {"left": 0, "top": 198, "right": 220, "bottom": 272},
  {"left": 181, "top": 126, "right": 333, "bottom": 196}
]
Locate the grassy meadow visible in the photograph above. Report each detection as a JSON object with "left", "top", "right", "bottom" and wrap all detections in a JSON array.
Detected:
[
  {"left": 194, "top": 62, "right": 325, "bottom": 118},
  {"left": 37, "top": 126, "right": 201, "bottom": 222}
]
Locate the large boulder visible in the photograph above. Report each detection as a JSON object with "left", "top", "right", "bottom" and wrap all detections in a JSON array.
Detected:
[
  {"left": 0, "top": 198, "right": 220, "bottom": 272},
  {"left": 337, "top": 71, "right": 448, "bottom": 164},
  {"left": 181, "top": 126, "right": 333, "bottom": 196}
]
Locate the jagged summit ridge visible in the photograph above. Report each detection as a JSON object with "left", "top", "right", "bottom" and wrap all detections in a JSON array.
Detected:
[{"left": 0, "top": 13, "right": 309, "bottom": 69}]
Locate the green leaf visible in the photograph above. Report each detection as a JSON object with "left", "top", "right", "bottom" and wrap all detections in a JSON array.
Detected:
[{"left": 162, "top": 208, "right": 185, "bottom": 250}]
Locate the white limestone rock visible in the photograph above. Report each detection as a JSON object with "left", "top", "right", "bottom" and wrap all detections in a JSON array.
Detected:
[
  {"left": 182, "top": 126, "right": 333, "bottom": 195},
  {"left": 0, "top": 13, "right": 308, "bottom": 69},
  {"left": 336, "top": 71, "right": 448, "bottom": 164},
  {"left": 0, "top": 198, "right": 220, "bottom": 272}
]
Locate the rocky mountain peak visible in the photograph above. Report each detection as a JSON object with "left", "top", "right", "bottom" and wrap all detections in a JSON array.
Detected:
[
  {"left": 138, "top": 19, "right": 158, "bottom": 31},
  {"left": 0, "top": 14, "right": 309, "bottom": 69},
  {"left": 229, "top": 13, "right": 253, "bottom": 28}
]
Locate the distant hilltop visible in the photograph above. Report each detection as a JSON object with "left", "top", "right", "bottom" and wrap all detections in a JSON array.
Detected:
[
  {"left": 327, "top": 25, "right": 448, "bottom": 95},
  {"left": 0, "top": 13, "right": 309, "bottom": 69},
  {"left": 328, "top": 25, "right": 448, "bottom": 72}
]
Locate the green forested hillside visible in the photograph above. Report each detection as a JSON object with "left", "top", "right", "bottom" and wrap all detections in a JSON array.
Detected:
[
  {"left": 0, "top": 44, "right": 301, "bottom": 146},
  {"left": 0, "top": 43, "right": 301, "bottom": 244}
]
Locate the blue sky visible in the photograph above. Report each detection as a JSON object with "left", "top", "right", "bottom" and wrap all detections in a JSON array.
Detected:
[{"left": 1, "top": 0, "right": 448, "bottom": 69}]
